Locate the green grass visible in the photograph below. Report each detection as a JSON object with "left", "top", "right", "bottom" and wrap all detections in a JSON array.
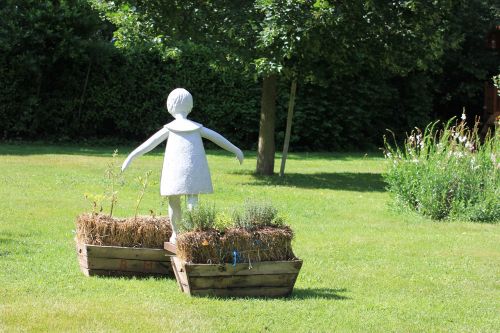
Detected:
[{"left": 0, "top": 143, "right": 498, "bottom": 332}]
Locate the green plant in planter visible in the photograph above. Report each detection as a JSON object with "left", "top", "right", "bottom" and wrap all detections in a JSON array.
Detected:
[
  {"left": 214, "top": 211, "right": 234, "bottom": 232},
  {"left": 233, "top": 200, "right": 285, "bottom": 229},
  {"left": 134, "top": 170, "right": 153, "bottom": 219},
  {"left": 104, "top": 149, "right": 123, "bottom": 217},
  {"left": 383, "top": 113, "right": 499, "bottom": 222},
  {"left": 84, "top": 193, "right": 106, "bottom": 215},
  {"left": 179, "top": 203, "right": 218, "bottom": 232}
]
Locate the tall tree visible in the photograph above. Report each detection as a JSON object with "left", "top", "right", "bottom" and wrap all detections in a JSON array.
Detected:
[{"left": 93, "top": 0, "right": 456, "bottom": 174}]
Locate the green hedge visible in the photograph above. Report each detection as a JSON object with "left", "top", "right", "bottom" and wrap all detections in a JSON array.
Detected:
[
  {"left": 0, "top": 40, "right": 435, "bottom": 150},
  {"left": 0, "top": 0, "right": 495, "bottom": 151}
]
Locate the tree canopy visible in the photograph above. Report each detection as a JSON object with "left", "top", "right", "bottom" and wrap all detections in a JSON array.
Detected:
[
  {"left": 92, "top": 0, "right": 468, "bottom": 174},
  {"left": 0, "top": 0, "right": 497, "bottom": 159}
]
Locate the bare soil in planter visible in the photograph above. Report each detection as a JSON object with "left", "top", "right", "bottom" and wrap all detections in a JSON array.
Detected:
[
  {"left": 76, "top": 213, "right": 172, "bottom": 248},
  {"left": 176, "top": 226, "right": 296, "bottom": 264}
]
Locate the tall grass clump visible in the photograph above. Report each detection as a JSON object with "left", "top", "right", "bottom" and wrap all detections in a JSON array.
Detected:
[{"left": 383, "top": 113, "right": 499, "bottom": 222}]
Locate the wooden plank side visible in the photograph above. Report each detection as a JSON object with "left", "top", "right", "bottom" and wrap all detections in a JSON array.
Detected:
[
  {"left": 78, "top": 254, "right": 89, "bottom": 269},
  {"left": 83, "top": 244, "right": 171, "bottom": 261},
  {"left": 79, "top": 264, "right": 90, "bottom": 276},
  {"left": 76, "top": 241, "right": 88, "bottom": 257},
  {"left": 189, "top": 273, "right": 297, "bottom": 289},
  {"left": 172, "top": 257, "right": 191, "bottom": 294},
  {"left": 191, "top": 286, "right": 293, "bottom": 298},
  {"left": 84, "top": 268, "right": 167, "bottom": 278},
  {"left": 163, "top": 242, "right": 177, "bottom": 255},
  {"left": 80, "top": 255, "right": 172, "bottom": 274},
  {"left": 170, "top": 257, "right": 186, "bottom": 292},
  {"left": 185, "top": 260, "right": 303, "bottom": 277}
]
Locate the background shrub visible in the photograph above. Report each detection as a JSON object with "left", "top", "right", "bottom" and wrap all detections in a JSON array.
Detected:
[{"left": 383, "top": 115, "right": 500, "bottom": 222}]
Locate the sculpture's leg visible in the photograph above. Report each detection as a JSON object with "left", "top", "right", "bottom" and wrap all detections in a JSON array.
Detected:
[
  {"left": 168, "top": 195, "right": 181, "bottom": 244},
  {"left": 186, "top": 194, "right": 199, "bottom": 211}
]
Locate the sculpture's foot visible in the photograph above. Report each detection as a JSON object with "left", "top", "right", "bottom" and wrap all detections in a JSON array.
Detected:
[{"left": 169, "top": 233, "right": 177, "bottom": 245}]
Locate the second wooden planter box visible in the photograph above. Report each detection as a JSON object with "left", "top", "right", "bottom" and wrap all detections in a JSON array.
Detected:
[
  {"left": 171, "top": 256, "right": 302, "bottom": 297},
  {"left": 77, "top": 242, "right": 174, "bottom": 277}
]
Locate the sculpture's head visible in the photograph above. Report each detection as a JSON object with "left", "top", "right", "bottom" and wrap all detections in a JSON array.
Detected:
[{"left": 166, "top": 88, "right": 193, "bottom": 118}]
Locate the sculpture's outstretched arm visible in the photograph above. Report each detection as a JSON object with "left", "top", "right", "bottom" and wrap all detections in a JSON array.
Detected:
[
  {"left": 121, "top": 127, "right": 170, "bottom": 172},
  {"left": 200, "top": 127, "right": 243, "bottom": 164}
]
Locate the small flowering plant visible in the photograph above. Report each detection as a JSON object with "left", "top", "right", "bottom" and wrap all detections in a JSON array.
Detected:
[{"left": 383, "top": 111, "right": 499, "bottom": 222}]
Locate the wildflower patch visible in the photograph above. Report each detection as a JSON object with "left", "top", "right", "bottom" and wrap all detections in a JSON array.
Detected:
[{"left": 383, "top": 112, "right": 499, "bottom": 222}]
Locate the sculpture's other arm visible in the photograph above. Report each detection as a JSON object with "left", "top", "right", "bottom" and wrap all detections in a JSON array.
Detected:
[
  {"left": 121, "top": 127, "right": 170, "bottom": 172},
  {"left": 200, "top": 127, "right": 244, "bottom": 164}
]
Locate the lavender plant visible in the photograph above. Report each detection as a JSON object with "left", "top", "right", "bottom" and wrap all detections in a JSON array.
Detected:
[
  {"left": 179, "top": 203, "right": 218, "bottom": 232},
  {"left": 383, "top": 112, "right": 499, "bottom": 222},
  {"left": 233, "top": 200, "right": 286, "bottom": 229}
]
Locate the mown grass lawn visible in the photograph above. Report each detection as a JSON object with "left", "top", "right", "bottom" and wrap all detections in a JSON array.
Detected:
[{"left": 0, "top": 143, "right": 498, "bottom": 332}]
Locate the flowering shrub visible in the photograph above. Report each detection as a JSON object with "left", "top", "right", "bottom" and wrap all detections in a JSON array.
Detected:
[{"left": 383, "top": 112, "right": 499, "bottom": 222}]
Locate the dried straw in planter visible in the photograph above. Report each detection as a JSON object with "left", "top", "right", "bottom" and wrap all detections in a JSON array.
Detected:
[
  {"left": 176, "top": 229, "right": 222, "bottom": 264},
  {"left": 76, "top": 213, "right": 172, "bottom": 248},
  {"left": 176, "top": 226, "right": 295, "bottom": 264},
  {"left": 247, "top": 226, "right": 295, "bottom": 262}
]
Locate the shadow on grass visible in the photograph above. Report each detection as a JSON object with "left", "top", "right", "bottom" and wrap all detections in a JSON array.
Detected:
[
  {"left": 0, "top": 142, "right": 152, "bottom": 157},
  {"left": 0, "top": 143, "right": 381, "bottom": 161},
  {"left": 233, "top": 170, "right": 386, "bottom": 192},
  {"left": 0, "top": 237, "right": 15, "bottom": 257},
  {"left": 0, "top": 143, "right": 247, "bottom": 159},
  {"left": 291, "top": 287, "right": 350, "bottom": 300},
  {"left": 0, "top": 233, "right": 36, "bottom": 257}
]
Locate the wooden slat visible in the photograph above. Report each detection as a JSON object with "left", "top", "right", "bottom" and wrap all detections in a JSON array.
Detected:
[
  {"left": 170, "top": 257, "right": 186, "bottom": 292},
  {"left": 184, "top": 260, "right": 303, "bottom": 277},
  {"left": 189, "top": 273, "right": 297, "bottom": 289},
  {"left": 80, "top": 267, "right": 167, "bottom": 278},
  {"left": 172, "top": 257, "right": 191, "bottom": 293},
  {"left": 76, "top": 242, "right": 171, "bottom": 261},
  {"left": 191, "top": 286, "right": 293, "bottom": 298},
  {"left": 163, "top": 242, "right": 177, "bottom": 254},
  {"left": 79, "top": 254, "right": 172, "bottom": 274}
]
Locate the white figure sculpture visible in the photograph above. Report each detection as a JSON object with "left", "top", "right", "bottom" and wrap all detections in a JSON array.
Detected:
[{"left": 121, "top": 88, "right": 244, "bottom": 243}]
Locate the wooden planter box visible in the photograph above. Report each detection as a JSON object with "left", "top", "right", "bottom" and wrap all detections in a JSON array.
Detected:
[
  {"left": 76, "top": 242, "right": 174, "bottom": 277},
  {"left": 171, "top": 256, "right": 302, "bottom": 297}
]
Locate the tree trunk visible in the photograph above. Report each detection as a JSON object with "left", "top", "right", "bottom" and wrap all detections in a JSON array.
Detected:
[
  {"left": 279, "top": 79, "right": 297, "bottom": 177},
  {"left": 256, "top": 75, "right": 277, "bottom": 175},
  {"left": 77, "top": 61, "right": 92, "bottom": 130}
]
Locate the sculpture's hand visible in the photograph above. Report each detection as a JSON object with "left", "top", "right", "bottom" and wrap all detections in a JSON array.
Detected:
[
  {"left": 236, "top": 149, "right": 244, "bottom": 165},
  {"left": 121, "top": 157, "right": 131, "bottom": 172}
]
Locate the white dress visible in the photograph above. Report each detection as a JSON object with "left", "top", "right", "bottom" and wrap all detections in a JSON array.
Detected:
[{"left": 160, "top": 119, "right": 213, "bottom": 196}]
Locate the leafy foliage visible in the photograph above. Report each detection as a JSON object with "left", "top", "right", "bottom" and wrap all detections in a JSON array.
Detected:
[
  {"left": 0, "top": 0, "right": 498, "bottom": 152},
  {"left": 383, "top": 114, "right": 500, "bottom": 222},
  {"left": 432, "top": 0, "right": 499, "bottom": 118},
  {"left": 0, "top": 0, "right": 114, "bottom": 139}
]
